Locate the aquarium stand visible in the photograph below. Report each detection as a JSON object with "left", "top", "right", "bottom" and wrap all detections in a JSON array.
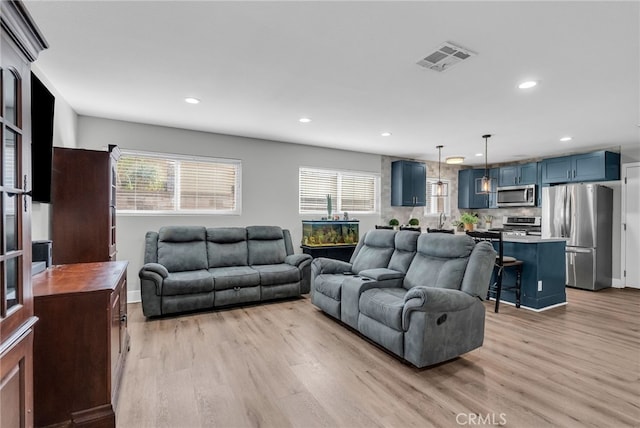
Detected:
[{"left": 301, "top": 244, "right": 357, "bottom": 262}]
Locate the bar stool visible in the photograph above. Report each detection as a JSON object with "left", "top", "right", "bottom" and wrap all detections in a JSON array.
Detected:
[{"left": 466, "top": 230, "right": 523, "bottom": 312}]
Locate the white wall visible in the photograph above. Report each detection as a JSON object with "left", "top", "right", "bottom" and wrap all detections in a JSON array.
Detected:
[
  {"left": 76, "top": 116, "right": 382, "bottom": 301},
  {"left": 30, "top": 66, "right": 79, "bottom": 241}
]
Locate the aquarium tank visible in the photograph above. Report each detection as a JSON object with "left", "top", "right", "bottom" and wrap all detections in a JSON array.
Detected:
[{"left": 302, "top": 220, "right": 359, "bottom": 246}]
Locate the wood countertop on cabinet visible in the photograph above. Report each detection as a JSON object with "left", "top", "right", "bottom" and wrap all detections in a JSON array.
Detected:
[{"left": 33, "top": 260, "right": 128, "bottom": 297}]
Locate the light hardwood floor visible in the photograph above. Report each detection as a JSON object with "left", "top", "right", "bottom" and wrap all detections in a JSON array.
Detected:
[{"left": 116, "top": 288, "right": 640, "bottom": 428}]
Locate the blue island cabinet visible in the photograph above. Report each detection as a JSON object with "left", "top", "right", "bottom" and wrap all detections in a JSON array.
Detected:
[{"left": 498, "top": 239, "right": 567, "bottom": 310}]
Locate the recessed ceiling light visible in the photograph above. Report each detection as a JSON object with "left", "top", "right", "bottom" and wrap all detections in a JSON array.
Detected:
[
  {"left": 381, "top": 132, "right": 392, "bottom": 137},
  {"left": 184, "top": 97, "right": 200, "bottom": 104},
  {"left": 518, "top": 81, "right": 538, "bottom": 89},
  {"left": 299, "top": 117, "right": 312, "bottom": 123},
  {"left": 560, "top": 136, "right": 573, "bottom": 142},
  {"left": 445, "top": 156, "right": 465, "bottom": 164},
  {"left": 475, "top": 153, "right": 483, "bottom": 157}
]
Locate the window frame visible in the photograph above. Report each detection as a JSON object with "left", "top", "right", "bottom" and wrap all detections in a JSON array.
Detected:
[
  {"left": 116, "top": 149, "right": 242, "bottom": 216},
  {"left": 424, "top": 176, "right": 451, "bottom": 216},
  {"left": 298, "top": 166, "right": 380, "bottom": 215}
]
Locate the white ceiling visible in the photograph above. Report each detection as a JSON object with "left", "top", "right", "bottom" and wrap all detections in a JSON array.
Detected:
[{"left": 25, "top": 1, "right": 640, "bottom": 165}]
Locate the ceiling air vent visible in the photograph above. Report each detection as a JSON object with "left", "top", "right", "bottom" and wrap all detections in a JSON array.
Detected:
[{"left": 417, "top": 41, "right": 477, "bottom": 72}]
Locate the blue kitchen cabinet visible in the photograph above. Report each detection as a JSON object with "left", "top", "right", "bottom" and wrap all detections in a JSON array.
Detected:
[
  {"left": 541, "top": 150, "right": 620, "bottom": 184},
  {"left": 537, "top": 162, "right": 544, "bottom": 207},
  {"left": 498, "top": 239, "right": 567, "bottom": 310},
  {"left": 391, "top": 160, "right": 426, "bottom": 206},
  {"left": 488, "top": 168, "right": 500, "bottom": 208},
  {"left": 498, "top": 162, "right": 538, "bottom": 186},
  {"left": 458, "top": 168, "right": 489, "bottom": 209}
]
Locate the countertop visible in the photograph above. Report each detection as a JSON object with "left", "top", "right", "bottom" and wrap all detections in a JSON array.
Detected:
[
  {"left": 453, "top": 231, "right": 567, "bottom": 244},
  {"left": 502, "top": 236, "right": 567, "bottom": 244}
]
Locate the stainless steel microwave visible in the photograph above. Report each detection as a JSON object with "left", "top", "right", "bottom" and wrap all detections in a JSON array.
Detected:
[{"left": 496, "top": 184, "right": 536, "bottom": 207}]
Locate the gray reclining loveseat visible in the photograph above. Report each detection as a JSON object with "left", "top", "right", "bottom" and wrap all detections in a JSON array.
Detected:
[
  {"left": 311, "top": 229, "right": 496, "bottom": 367},
  {"left": 139, "top": 225, "right": 312, "bottom": 317}
]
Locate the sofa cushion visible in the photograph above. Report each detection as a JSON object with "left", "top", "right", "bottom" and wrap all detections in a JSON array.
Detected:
[
  {"left": 209, "top": 266, "right": 260, "bottom": 290},
  {"left": 163, "top": 270, "right": 214, "bottom": 296},
  {"left": 351, "top": 230, "right": 396, "bottom": 273},
  {"left": 252, "top": 264, "right": 300, "bottom": 286},
  {"left": 247, "top": 226, "right": 287, "bottom": 265},
  {"left": 206, "top": 227, "right": 248, "bottom": 267},
  {"left": 359, "top": 287, "right": 407, "bottom": 331},
  {"left": 313, "top": 274, "right": 345, "bottom": 301},
  {"left": 157, "top": 226, "right": 208, "bottom": 272},
  {"left": 388, "top": 231, "right": 419, "bottom": 273},
  {"left": 403, "top": 234, "right": 473, "bottom": 290}
]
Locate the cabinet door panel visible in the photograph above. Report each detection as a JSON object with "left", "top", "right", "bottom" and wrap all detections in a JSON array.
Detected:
[
  {"left": 0, "top": 328, "right": 34, "bottom": 428},
  {"left": 412, "top": 163, "right": 427, "bottom": 206},
  {"left": 458, "top": 169, "right": 489, "bottom": 209},
  {"left": 573, "top": 152, "right": 606, "bottom": 181},
  {"left": 542, "top": 156, "right": 572, "bottom": 184},
  {"left": 519, "top": 162, "right": 538, "bottom": 185},
  {"left": 499, "top": 166, "right": 518, "bottom": 186},
  {"left": 489, "top": 168, "right": 500, "bottom": 208}
]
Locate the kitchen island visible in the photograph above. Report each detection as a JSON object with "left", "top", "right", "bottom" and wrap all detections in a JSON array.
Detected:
[{"left": 498, "top": 236, "right": 567, "bottom": 311}]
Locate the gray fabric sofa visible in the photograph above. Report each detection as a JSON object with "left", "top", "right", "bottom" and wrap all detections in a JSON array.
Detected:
[
  {"left": 139, "top": 225, "right": 312, "bottom": 317},
  {"left": 311, "top": 229, "right": 496, "bottom": 367}
]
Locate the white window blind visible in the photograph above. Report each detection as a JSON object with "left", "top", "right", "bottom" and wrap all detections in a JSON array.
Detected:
[
  {"left": 116, "top": 151, "right": 241, "bottom": 214},
  {"left": 299, "top": 167, "right": 379, "bottom": 214},
  {"left": 425, "top": 177, "right": 450, "bottom": 215}
]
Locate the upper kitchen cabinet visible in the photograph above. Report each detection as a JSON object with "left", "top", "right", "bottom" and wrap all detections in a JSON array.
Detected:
[
  {"left": 391, "top": 160, "right": 426, "bottom": 206},
  {"left": 498, "top": 162, "right": 537, "bottom": 186},
  {"left": 458, "top": 168, "right": 490, "bottom": 209},
  {"left": 488, "top": 168, "right": 500, "bottom": 208},
  {"left": 541, "top": 150, "right": 620, "bottom": 184}
]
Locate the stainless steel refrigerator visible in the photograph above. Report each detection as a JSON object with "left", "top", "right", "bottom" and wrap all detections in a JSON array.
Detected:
[{"left": 542, "top": 184, "right": 613, "bottom": 290}]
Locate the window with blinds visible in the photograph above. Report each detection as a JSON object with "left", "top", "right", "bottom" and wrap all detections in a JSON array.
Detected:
[
  {"left": 425, "top": 177, "right": 450, "bottom": 215},
  {"left": 116, "top": 151, "right": 241, "bottom": 214},
  {"left": 299, "top": 167, "right": 379, "bottom": 214}
]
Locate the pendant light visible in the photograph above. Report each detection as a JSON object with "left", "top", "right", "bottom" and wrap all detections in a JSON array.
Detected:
[
  {"left": 434, "top": 145, "right": 447, "bottom": 197},
  {"left": 476, "top": 134, "right": 492, "bottom": 194}
]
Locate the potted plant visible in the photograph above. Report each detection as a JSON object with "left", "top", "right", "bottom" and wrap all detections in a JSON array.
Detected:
[
  {"left": 408, "top": 218, "right": 420, "bottom": 227},
  {"left": 483, "top": 215, "right": 493, "bottom": 229},
  {"left": 460, "top": 212, "right": 478, "bottom": 231},
  {"left": 389, "top": 218, "right": 400, "bottom": 230}
]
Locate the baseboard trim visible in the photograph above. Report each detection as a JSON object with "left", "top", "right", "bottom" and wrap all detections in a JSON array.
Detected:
[{"left": 487, "top": 298, "right": 568, "bottom": 312}]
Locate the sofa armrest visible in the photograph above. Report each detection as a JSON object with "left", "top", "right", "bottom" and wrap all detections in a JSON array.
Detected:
[
  {"left": 311, "top": 257, "right": 353, "bottom": 275},
  {"left": 358, "top": 268, "right": 404, "bottom": 281},
  {"left": 285, "top": 253, "right": 312, "bottom": 268},
  {"left": 402, "top": 287, "right": 477, "bottom": 331},
  {"left": 140, "top": 262, "right": 169, "bottom": 278}
]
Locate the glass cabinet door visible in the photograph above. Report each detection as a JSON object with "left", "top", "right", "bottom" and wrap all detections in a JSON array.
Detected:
[{"left": 0, "top": 44, "right": 32, "bottom": 343}]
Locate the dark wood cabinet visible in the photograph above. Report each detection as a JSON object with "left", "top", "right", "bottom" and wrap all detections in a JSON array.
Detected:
[
  {"left": 391, "top": 160, "right": 426, "bottom": 206},
  {"left": 1, "top": 2, "right": 48, "bottom": 426},
  {"left": 52, "top": 145, "right": 120, "bottom": 264},
  {"left": 32, "top": 261, "right": 129, "bottom": 428}
]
